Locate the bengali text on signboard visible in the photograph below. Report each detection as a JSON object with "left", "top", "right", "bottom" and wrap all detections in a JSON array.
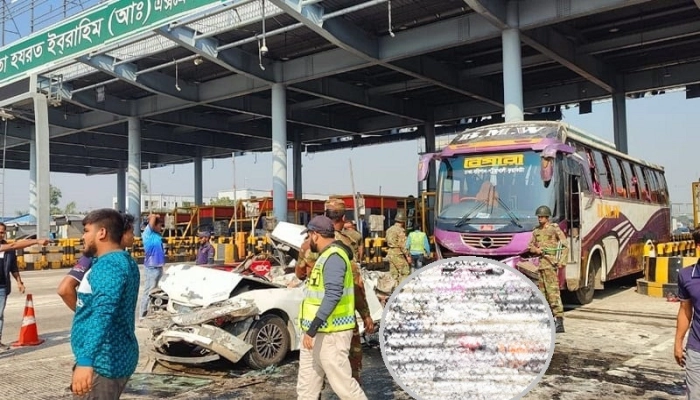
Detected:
[{"left": 0, "top": 0, "right": 223, "bottom": 85}]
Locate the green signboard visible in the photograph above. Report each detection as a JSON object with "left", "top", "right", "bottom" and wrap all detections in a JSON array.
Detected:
[{"left": 0, "top": 0, "right": 225, "bottom": 86}]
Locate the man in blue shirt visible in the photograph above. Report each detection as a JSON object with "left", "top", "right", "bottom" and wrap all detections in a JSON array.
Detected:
[
  {"left": 71, "top": 209, "right": 140, "bottom": 398},
  {"left": 57, "top": 212, "right": 135, "bottom": 312},
  {"left": 139, "top": 213, "right": 166, "bottom": 319}
]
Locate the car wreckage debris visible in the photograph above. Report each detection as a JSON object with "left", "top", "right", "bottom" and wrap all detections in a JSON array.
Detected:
[{"left": 170, "top": 299, "right": 259, "bottom": 326}]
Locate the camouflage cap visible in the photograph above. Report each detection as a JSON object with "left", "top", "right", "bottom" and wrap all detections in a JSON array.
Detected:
[
  {"left": 394, "top": 210, "right": 407, "bottom": 222},
  {"left": 325, "top": 198, "right": 347, "bottom": 212}
]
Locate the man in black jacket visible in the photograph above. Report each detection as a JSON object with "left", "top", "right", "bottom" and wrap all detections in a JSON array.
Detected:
[{"left": 0, "top": 223, "right": 50, "bottom": 350}]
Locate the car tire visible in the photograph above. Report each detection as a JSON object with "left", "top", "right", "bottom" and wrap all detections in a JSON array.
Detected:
[{"left": 243, "top": 314, "right": 290, "bottom": 369}]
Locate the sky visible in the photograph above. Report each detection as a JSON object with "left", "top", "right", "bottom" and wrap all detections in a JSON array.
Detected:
[{"left": 0, "top": 89, "right": 697, "bottom": 216}]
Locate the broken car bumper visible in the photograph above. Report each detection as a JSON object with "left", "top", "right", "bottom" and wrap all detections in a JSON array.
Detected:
[{"left": 153, "top": 324, "right": 254, "bottom": 365}]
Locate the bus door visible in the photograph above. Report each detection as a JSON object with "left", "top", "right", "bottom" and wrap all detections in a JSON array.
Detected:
[{"left": 563, "top": 156, "right": 584, "bottom": 270}]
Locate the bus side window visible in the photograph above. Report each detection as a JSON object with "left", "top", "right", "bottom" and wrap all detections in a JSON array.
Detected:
[
  {"left": 634, "top": 165, "right": 651, "bottom": 202},
  {"left": 644, "top": 169, "right": 660, "bottom": 203},
  {"left": 622, "top": 161, "right": 639, "bottom": 200},
  {"left": 590, "top": 150, "right": 612, "bottom": 197},
  {"left": 606, "top": 155, "right": 627, "bottom": 198},
  {"left": 654, "top": 171, "right": 669, "bottom": 205}
]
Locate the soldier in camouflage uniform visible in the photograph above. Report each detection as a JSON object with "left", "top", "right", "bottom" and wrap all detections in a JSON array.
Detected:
[
  {"left": 295, "top": 199, "right": 374, "bottom": 386},
  {"left": 385, "top": 211, "right": 412, "bottom": 292},
  {"left": 527, "top": 205, "right": 568, "bottom": 333}
]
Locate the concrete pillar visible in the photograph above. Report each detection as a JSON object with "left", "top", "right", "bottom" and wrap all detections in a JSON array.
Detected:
[
  {"left": 32, "top": 94, "right": 51, "bottom": 238},
  {"left": 502, "top": 0, "right": 524, "bottom": 122},
  {"left": 292, "top": 130, "right": 303, "bottom": 200},
  {"left": 612, "top": 90, "right": 628, "bottom": 154},
  {"left": 29, "top": 130, "right": 36, "bottom": 219},
  {"left": 271, "top": 83, "right": 288, "bottom": 223},
  {"left": 127, "top": 117, "right": 141, "bottom": 237},
  {"left": 116, "top": 166, "right": 126, "bottom": 212},
  {"left": 424, "top": 113, "right": 437, "bottom": 193},
  {"left": 194, "top": 156, "right": 203, "bottom": 205},
  {"left": 424, "top": 113, "right": 437, "bottom": 236}
]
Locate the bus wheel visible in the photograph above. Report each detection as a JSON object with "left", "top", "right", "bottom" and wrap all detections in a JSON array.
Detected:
[{"left": 570, "top": 253, "right": 601, "bottom": 305}]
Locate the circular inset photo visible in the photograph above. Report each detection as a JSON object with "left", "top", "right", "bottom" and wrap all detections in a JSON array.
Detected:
[{"left": 379, "top": 256, "right": 555, "bottom": 400}]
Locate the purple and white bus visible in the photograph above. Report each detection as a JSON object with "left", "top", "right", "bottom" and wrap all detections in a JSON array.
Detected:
[{"left": 418, "top": 121, "right": 670, "bottom": 304}]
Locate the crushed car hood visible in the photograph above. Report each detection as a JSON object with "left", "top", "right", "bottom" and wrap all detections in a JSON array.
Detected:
[
  {"left": 159, "top": 264, "right": 244, "bottom": 308},
  {"left": 271, "top": 221, "right": 306, "bottom": 251}
]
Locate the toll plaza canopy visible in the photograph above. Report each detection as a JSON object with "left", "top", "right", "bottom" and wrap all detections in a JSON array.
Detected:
[{"left": 0, "top": 0, "right": 699, "bottom": 176}]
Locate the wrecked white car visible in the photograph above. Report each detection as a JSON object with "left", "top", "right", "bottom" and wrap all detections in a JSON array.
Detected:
[{"left": 145, "top": 221, "right": 387, "bottom": 370}]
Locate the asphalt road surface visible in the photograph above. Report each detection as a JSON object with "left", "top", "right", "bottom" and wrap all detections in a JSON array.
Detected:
[{"left": 0, "top": 268, "right": 689, "bottom": 400}]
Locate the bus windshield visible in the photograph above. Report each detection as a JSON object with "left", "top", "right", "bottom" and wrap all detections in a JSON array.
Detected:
[{"left": 436, "top": 151, "right": 558, "bottom": 229}]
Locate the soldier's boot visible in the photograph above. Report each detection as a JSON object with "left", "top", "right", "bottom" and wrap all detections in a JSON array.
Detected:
[{"left": 555, "top": 317, "right": 565, "bottom": 333}]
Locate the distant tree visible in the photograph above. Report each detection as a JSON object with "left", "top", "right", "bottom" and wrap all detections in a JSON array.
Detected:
[
  {"left": 15, "top": 209, "right": 28, "bottom": 216},
  {"left": 50, "top": 185, "right": 62, "bottom": 215},
  {"left": 50, "top": 185, "right": 61, "bottom": 207},
  {"left": 209, "top": 197, "right": 235, "bottom": 206},
  {"left": 63, "top": 201, "right": 78, "bottom": 214}
]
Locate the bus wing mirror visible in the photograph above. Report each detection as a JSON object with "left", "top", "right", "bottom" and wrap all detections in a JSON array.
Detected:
[
  {"left": 541, "top": 158, "right": 554, "bottom": 182},
  {"left": 540, "top": 147, "right": 557, "bottom": 183},
  {"left": 418, "top": 153, "right": 439, "bottom": 182}
]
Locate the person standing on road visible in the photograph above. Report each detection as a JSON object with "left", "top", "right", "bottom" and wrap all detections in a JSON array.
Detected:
[
  {"left": 70, "top": 209, "right": 140, "bottom": 399},
  {"left": 57, "top": 213, "right": 135, "bottom": 311},
  {"left": 674, "top": 227, "right": 700, "bottom": 400},
  {"left": 385, "top": 211, "right": 412, "bottom": 292},
  {"left": 527, "top": 205, "right": 568, "bottom": 334},
  {"left": 405, "top": 224, "right": 430, "bottom": 273},
  {"left": 321, "top": 199, "right": 375, "bottom": 386},
  {"left": 344, "top": 220, "right": 365, "bottom": 262},
  {"left": 296, "top": 215, "right": 368, "bottom": 400},
  {"left": 139, "top": 213, "right": 166, "bottom": 319},
  {"left": 0, "top": 223, "right": 50, "bottom": 350},
  {"left": 195, "top": 231, "right": 215, "bottom": 265}
]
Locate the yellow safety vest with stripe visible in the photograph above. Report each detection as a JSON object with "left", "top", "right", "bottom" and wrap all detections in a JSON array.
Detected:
[
  {"left": 408, "top": 231, "right": 426, "bottom": 253},
  {"left": 299, "top": 244, "right": 356, "bottom": 333}
]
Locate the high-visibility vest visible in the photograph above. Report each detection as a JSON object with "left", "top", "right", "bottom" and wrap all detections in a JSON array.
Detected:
[
  {"left": 408, "top": 231, "right": 427, "bottom": 253},
  {"left": 299, "top": 244, "right": 356, "bottom": 333}
]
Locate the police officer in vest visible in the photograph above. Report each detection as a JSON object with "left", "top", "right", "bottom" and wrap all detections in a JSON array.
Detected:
[{"left": 296, "top": 215, "right": 368, "bottom": 400}]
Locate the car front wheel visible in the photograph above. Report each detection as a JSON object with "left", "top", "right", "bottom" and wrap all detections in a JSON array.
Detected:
[{"left": 243, "top": 314, "right": 290, "bottom": 369}]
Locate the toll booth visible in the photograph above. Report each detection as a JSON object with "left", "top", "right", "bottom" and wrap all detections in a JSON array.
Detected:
[
  {"left": 169, "top": 197, "right": 328, "bottom": 239},
  {"left": 328, "top": 193, "right": 421, "bottom": 235}
]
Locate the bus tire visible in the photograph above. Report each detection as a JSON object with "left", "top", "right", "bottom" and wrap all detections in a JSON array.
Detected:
[{"left": 570, "top": 252, "right": 601, "bottom": 305}]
